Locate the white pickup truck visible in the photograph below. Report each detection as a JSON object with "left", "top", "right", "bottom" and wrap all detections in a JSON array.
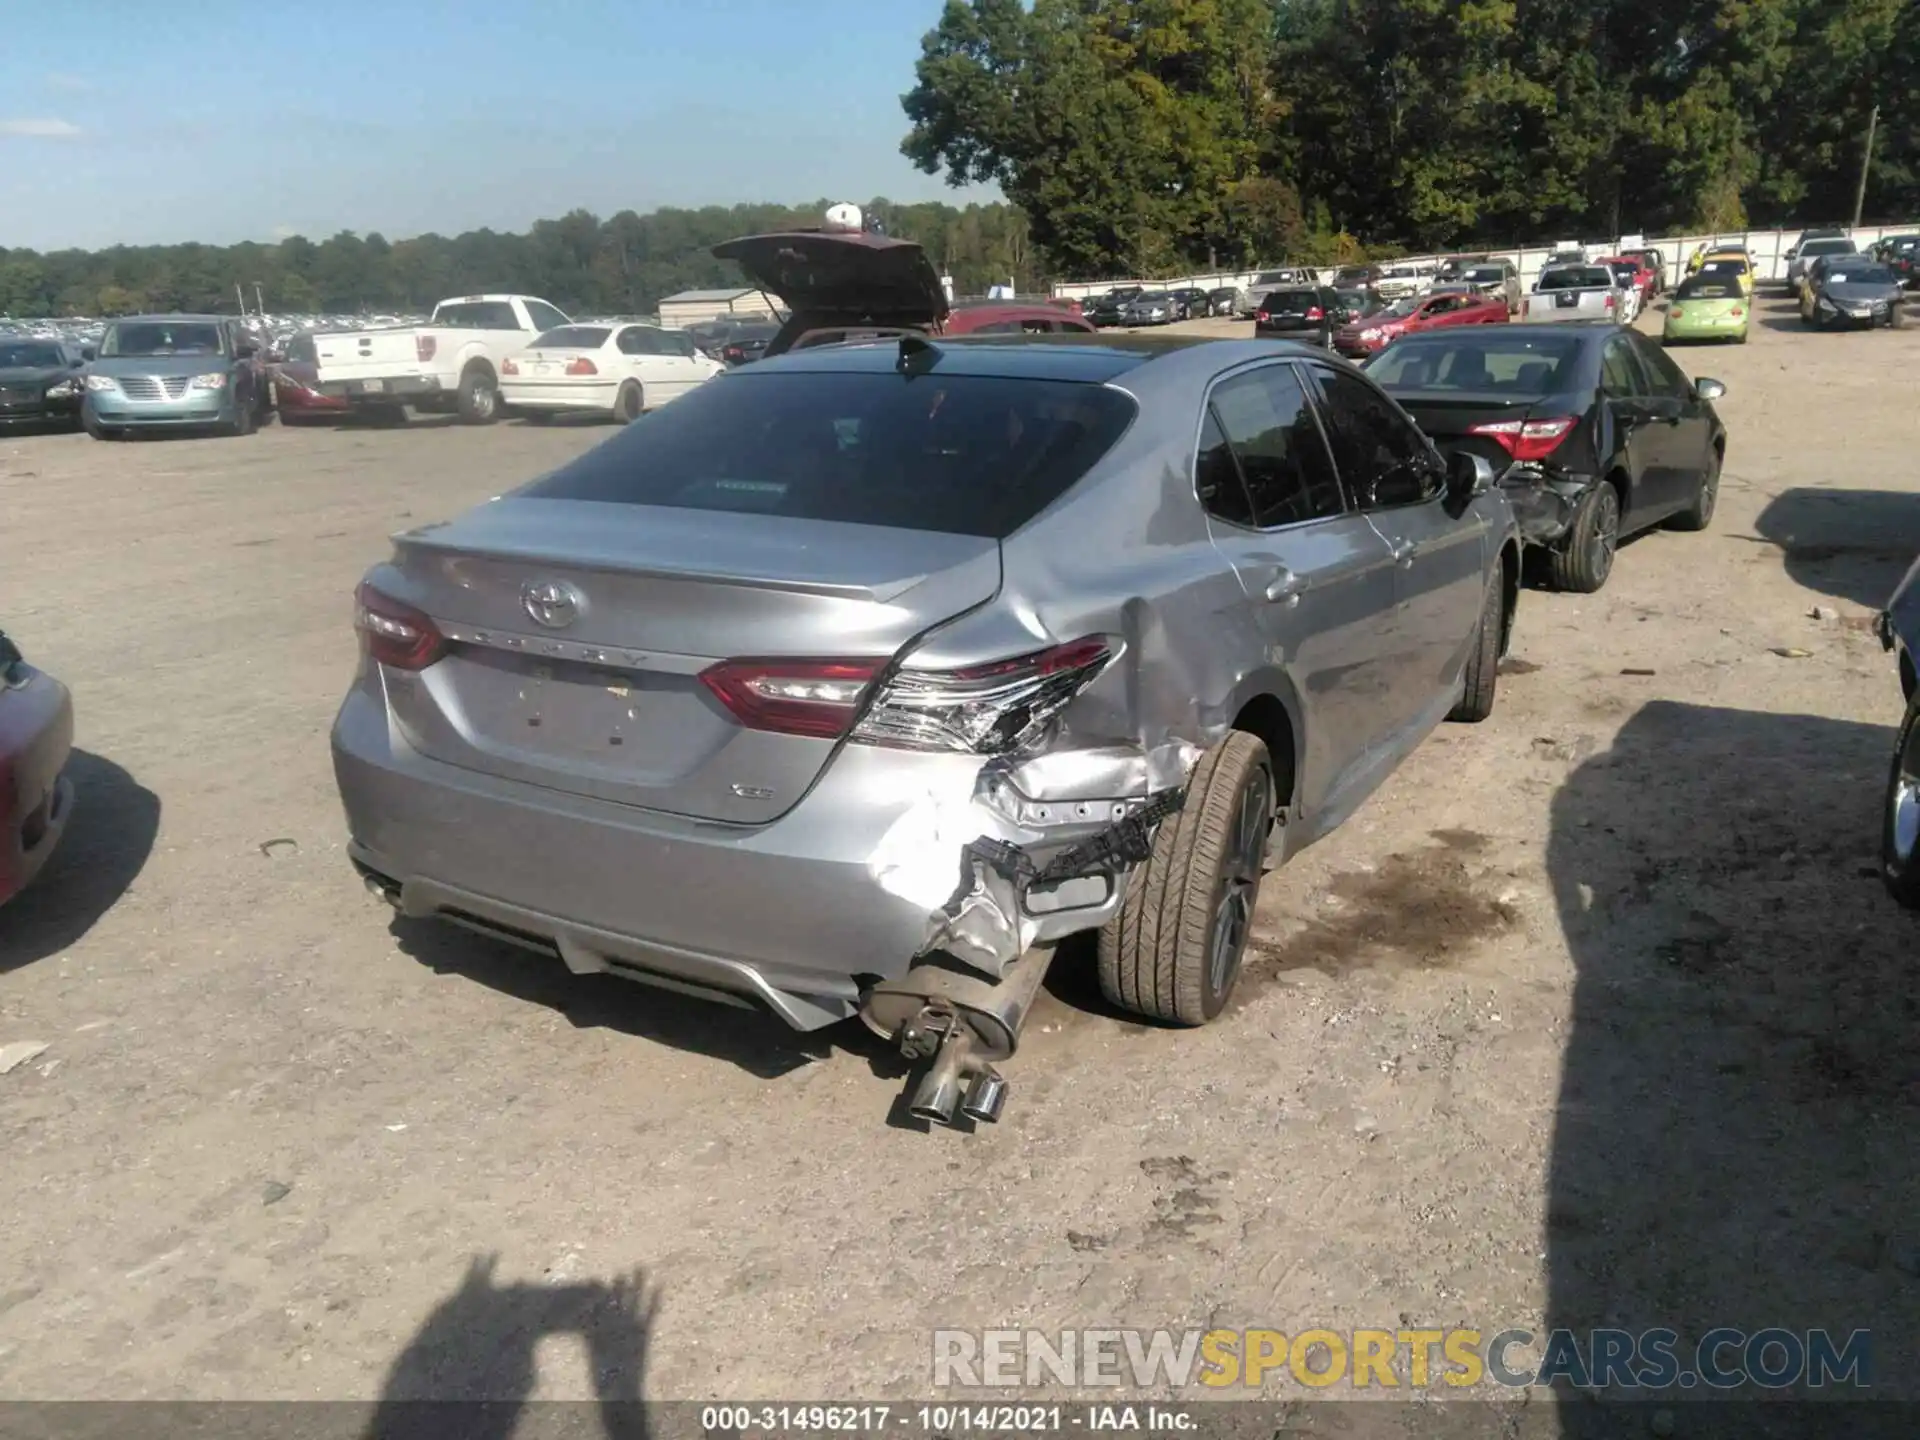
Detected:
[
  {"left": 1517, "top": 264, "right": 1633, "bottom": 324},
  {"left": 314, "top": 294, "right": 573, "bottom": 422}
]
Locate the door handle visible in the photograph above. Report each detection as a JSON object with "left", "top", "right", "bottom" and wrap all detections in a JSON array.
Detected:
[{"left": 1263, "top": 566, "right": 1306, "bottom": 605}]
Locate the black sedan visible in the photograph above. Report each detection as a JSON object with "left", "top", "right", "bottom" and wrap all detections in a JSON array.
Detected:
[
  {"left": 1367, "top": 325, "right": 1727, "bottom": 593},
  {"left": 1166, "top": 287, "right": 1211, "bottom": 320},
  {"left": 1253, "top": 285, "right": 1340, "bottom": 346},
  {"left": 1801, "top": 257, "right": 1906, "bottom": 330},
  {"left": 0, "top": 339, "right": 86, "bottom": 430}
]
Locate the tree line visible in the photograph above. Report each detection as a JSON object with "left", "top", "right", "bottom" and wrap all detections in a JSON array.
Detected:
[
  {"left": 0, "top": 199, "right": 1039, "bottom": 319},
  {"left": 901, "top": 0, "right": 1920, "bottom": 277}
]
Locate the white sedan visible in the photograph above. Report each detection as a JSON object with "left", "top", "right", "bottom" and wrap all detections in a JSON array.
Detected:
[{"left": 500, "top": 322, "right": 723, "bottom": 423}]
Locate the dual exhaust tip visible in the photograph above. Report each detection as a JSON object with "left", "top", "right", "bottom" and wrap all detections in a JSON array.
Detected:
[{"left": 906, "top": 1027, "right": 1008, "bottom": 1127}]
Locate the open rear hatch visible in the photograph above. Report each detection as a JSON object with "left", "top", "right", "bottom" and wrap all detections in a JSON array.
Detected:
[
  {"left": 712, "top": 231, "right": 951, "bottom": 356},
  {"left": 374, "top": 498, "right": 1000, "bottom": 825}
]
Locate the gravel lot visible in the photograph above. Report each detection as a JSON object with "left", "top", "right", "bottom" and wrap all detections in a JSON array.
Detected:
[{"left": 2, "top": 295, "right": 1918, "bottom": 1409}]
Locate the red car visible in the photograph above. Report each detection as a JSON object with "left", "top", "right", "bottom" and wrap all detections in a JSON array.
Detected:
[
  {"left": 1597, "top": 254, "right": 1658, "bottom": 306},
  {"left": 1332, "top": 289, "right": 1508, "bottom": 358},
  {"left": 269, "top": 332, "right": 350, "bottom": 422},
  {"left": 0, "top": 630, "right": 73, "bottom": 909},
  {"left": 711, "top": 228, "right": 1094, "bottom": 359}
]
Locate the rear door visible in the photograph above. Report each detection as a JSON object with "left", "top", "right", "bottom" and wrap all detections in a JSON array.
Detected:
[
  {"left": 1196, "top": 363, "right": 1401, "bottom": 821},
  {"left": 1305, "top": 362, "right": 1488, "bottom": 737},
  {"left": 615, "top": 326, "right": 679, "bottom": 400},
  {"left": 1630, "top": 333, "right": 1718, "bottom": 508},
  {"left": 1598, "top": 332, "right": 1677, "bottom": 522}
]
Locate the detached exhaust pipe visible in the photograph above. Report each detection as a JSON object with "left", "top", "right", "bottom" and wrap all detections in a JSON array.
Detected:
[{"left": 864, "top": 946, "right": 1054, "bottom": 1129}]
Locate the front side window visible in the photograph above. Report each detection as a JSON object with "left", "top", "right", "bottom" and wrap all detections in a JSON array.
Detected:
[
  {"left": 1204, "top": 366, "right": 1346, "bottom": 528},
  {"left": 1307, "top": 364, "right": 1439, "bottom": 510},
  {"left": 1600, "top": 337, "right": 1646, "bottom": 398}
]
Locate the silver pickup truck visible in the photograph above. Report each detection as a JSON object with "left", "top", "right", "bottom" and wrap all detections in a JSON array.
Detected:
[{"left": 1517, "top": 264, "right": 1629, "bottom": 324}]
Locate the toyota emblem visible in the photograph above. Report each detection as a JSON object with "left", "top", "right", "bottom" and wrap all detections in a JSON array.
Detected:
[{"left": 521, "top": 579, "right": 586, "bottom": 630}]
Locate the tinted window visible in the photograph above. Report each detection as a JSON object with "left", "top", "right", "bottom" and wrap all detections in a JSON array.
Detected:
[
  {"left": 534, "top": 326, "right": 611, "bottom": 350},
  {"left": 1464, "top": 266, "right": 1508, "bottom": 282},
  {"left": 1261, "top": 289, "right": 1320, "bottom": 311},
  {"left": 524, "top": 300, "right": 571, "bottom": 333},
  {"left": 1632, "top": 336, "right": 1691, "bottom": 400},
  {"left": 521, "top": 372, "right": 1136, "bottom": 539},
  {"left": 1600, "top": 337, "right": 1645, "bottom": 397},
  {"left": 1538, "top": 267, "right": 1614, "bottom": 290},
  {"left": 1195, "top": 410, "right": 1254, "bottom": 527},
  {"left": 1802, "top": 239, "right": 1856, "bottom": 257},
  {"left": 667, "top": 331, "right": 700, "bottom": 356},
  {"left": 1673, "top": 277, "right": 1741, "bottom": 300},
  {"left": 1307, "top": 365, "right": 1437, "bottom": 510},
  {"left": 285, "top": 334, "right": 318, "bottom": 364},
  {"left": 434, "top": 302, "right": 520, "bottom": 329},
  {"left": 1369, "top": 333, "right": 1584, "bottom": 394},
  {"left": 1205, "top": 366, "right": 1345, "bottom": 528},
  {"left": 0, "top": 342, "right": 67, "bottom": 368}
]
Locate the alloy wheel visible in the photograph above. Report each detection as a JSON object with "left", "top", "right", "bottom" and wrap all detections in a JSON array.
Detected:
[{"left": 1207, "top": 765, "right": 1273, "bottom": 1001}]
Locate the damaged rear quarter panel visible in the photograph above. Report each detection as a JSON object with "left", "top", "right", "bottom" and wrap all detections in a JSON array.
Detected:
[{"left": 869, "top": 352, "right": 1312, "bottom": 975}]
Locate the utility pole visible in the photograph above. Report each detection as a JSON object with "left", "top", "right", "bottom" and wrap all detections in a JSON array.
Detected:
[{"left": 1852, "top": 104, "right": 1879, "bottom": 228}]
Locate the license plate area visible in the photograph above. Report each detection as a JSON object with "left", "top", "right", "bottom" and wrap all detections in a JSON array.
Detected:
[{"left": 1554, "top": 292, "right": 1578, "bottom": 308}]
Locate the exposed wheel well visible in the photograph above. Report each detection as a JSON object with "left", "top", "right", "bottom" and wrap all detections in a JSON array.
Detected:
[
  {"left": 1606, "top": 467, "right": 1631, "bottom": 512},
  {"left": 1901, "top": 646, "right": 1915, "bottom": 702},
  {"left": 461, "top": 358, "right": 496, "bottom": 383},
  {"left": 1231, "top": 694, "right": 1297, "bottom": 815}
]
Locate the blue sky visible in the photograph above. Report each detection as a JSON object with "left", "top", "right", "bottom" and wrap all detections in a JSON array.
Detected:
[{"left": 0, "top": 0, "right": 993, "bottom": 251}]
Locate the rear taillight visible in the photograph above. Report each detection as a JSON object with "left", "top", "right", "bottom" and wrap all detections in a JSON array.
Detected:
[
  {"left": 700, "top": 659, "right": 882, "bottom": 740},
  {"left": 852, "top": 638, "right": 1114, "bottom": 754},
  {"left": 1305, "top": 306, "right": 1324, "bottom": 321},
  {"left": 565, "top": 357, "right": 597, "bottom": 376},
  {"left": 501, "top": 357, "right": 519, "bottom": 375},
  {"left": 416, "top": 335, "right": 436, "bottom": 362},
  {"left": 723, "top": 346, "right": 743, "bottom": 361},
  {"left": 1467, "top": 416, "right": 1577, "bottom": 464},
  {"left": 700, "top": 638, "right": 1115, "bottom": 753},
  {"left": 1604, "top": 294, "right": 1617, "bottom": 308},
  {"left": 1731, "top": 306, "right": 1744, "bottom": 317},
  {"left": 355, "top": 582, "right": 446, "bottom": 671},
  {"left": 1256, "top": 311, "right": 1270, "bottom": 322}
]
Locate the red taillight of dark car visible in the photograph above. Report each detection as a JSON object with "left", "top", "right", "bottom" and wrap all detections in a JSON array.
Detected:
[
  {"left": 723, "top": 346, "right": 744, "bottom": 363},
  {"left": 1305, "top": 306, "right": 1325, "bottom": 321},
  {"left": 355, "top": 582, "right": 446, "bottom": 671},
  {"left": 702, "top": 638, "right": 1115, "bottom": 755},
  {"left": 1468, "top": 416, "right": 1577, "bottom": 463}
]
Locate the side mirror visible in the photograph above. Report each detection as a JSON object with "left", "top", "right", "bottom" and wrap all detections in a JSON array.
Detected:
[
  {"left": 1695, "top": 377, "right": 1727, "bottom": 401},
  {"left": 71, "top": 357, "right": 85, "bottom": 369},
  {"left": 235, "top": 341, "right": 258, "bottom": 358},
  {"left": 81, "top": 347, "right": 96, "bottom": 362},
  {"left": 1447, "top": 451, "right": 1497, "bottom": 500}
]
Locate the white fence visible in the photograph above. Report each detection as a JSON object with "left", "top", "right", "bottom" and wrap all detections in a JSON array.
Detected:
[{"left": 1049, "top": 221, "right": 1920, "bottom": 299}]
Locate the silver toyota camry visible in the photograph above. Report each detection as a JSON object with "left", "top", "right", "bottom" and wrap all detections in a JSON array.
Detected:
[{"left": 333, "top": 309, "right": 1519, "bottom": 1124}]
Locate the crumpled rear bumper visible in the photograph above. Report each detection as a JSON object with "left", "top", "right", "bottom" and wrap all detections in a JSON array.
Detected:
[{"left": 1499, "top": 468, "right": 1595, "bottom": 546}]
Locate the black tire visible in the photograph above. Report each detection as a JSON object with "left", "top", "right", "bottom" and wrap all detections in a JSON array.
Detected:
[
  {"left": 1097, "top": 731, "right": 1274, "bottom": 1026},
  {"left": 1668, "top": 446, "right": 1721, "bottom": 532},
  {"left": 1547, "top": 480, "right": 1621, "bottom": 593},
  {"left": 455, "top": 364, "right": 499, "bottom": 424},
  {"left": 522, "top": 410, "right": 553, "bottom": 425},
  {"left": 1448, "top": 574, "right": 1502, "bottom": 723},
  {"left": 224, "top": 397, "right": 256, "bottom": 438},
  {"left": 1882, "top": 691, "right": 1920, "bottom": 908},
  {"left": 613, "top": 381, "right": 644, "bottom": 424}
]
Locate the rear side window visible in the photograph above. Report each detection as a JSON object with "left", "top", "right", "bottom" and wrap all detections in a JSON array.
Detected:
[
  {"left": 520, "top": 371, "right": 1136, "bottom": 539},
  {"left": 1203, "top": 366, "right": 1345, "bottom": 528}
]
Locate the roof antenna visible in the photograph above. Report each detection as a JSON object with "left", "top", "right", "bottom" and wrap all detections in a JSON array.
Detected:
[{"left": 897, "top": 334, "right": 939, "bottom": 374}]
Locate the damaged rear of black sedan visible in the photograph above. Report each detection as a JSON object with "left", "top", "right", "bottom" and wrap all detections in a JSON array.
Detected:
[{"left": 1367, "top": 324, "right": 1727, "bottom": 593}]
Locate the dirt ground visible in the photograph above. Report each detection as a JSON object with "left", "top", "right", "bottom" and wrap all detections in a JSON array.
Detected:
[{"left": 3, "top": 295, "right": 1918, "bottom": 1413}]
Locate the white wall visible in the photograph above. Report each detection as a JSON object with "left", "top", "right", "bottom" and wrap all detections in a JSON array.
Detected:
[{"left": 1049, "top": 221, "right": 1920, "bottom": 298}]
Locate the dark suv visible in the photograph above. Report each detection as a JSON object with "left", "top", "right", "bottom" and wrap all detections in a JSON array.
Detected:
[{"left": 1253, "top": 286, "right": 1340, "bottom": 346}]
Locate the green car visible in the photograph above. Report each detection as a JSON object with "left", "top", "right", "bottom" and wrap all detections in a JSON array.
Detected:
[{"left": 1662, "top": 275, "right": 1749, "bottom": 344}]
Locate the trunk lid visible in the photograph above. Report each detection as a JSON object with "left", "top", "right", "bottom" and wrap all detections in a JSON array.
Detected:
[
  {"left": 1387, "top": 390, "right": 1564, "bottom": 472},
  {"left": 379, "top": 498, "right": 1001, "bottom": 824},
  {"left": 712, "top": 231, "right": 950, "bottom": 327}
]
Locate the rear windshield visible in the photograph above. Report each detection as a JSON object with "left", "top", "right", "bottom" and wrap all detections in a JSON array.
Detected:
[
  {"left": 1537, "top": 267, "right": 1613, "bottom": 290},
  {"left": 1463, "top": 266, "right": 1507, "bottom": 282},
  {"left": 519, "top": 371, "right": 1137, "bottom": 539},
  {"left": 532, "top": 326, "right": 610, "bottom": 349},
  {"left": 1261, "top": 290, "right": 1319, "bottom": 309},
  {"left": 1674, "top": 278, "right": 1741, "bottom": 300},
  {"left": 1802, "top": 239, "right": 1857, "bottom": 257},
  {"left": 432, "top": 301, "right": 522, "bottom": 329},
  {"left": 1368, "top": 333, "right": 1585, "bottom": 394}
]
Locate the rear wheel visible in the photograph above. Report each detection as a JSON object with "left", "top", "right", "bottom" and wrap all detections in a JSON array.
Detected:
[
  {"left": 1882, "top": 691, "right": 1920, "bottom": 909},
  {"left": 613, "top": 381, "right": 644, "bottom": 424},
  {"left": 1447, "top": 576, "right": 1503, "bottom": 723},
  {"left": 1097, "top": 732, "right": 1273, "bottom": 1026},
  {"left": 456, "top": 364, "right": 499, "bottom": 424},
  {"left": 1548, "top": 480, "right": 1620, "bottom": 593}
]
